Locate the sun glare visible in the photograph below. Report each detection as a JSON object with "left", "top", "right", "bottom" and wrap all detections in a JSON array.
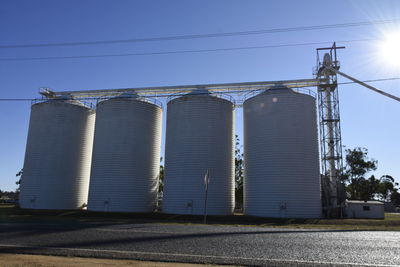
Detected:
[{"left": 379, "top": 32, "right": 400, "bottom": 67}]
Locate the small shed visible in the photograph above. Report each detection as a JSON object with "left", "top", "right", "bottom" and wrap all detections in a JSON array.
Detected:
[{"left": 345, "top": 200, "right": 384, "bottom": 219}]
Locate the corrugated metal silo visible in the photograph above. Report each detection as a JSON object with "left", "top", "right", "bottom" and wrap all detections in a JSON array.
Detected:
[
  {"left": 87, "top": 95, "right": 162, "bottom": 212},
  {"left": 163, "top": 91, "right": 235, "bottom": 215},
  {"left": 19, "top": 99, "right": 95, "bottom": 209},
  {"left": 243, "top": 86, "right": 321, "bottom": 218}
]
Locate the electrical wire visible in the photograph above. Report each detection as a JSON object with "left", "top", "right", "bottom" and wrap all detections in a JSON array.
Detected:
[
  {"left": 0, "top": 19, "right": 398, "bottom": 49},
  {"left": 0, "top": 99, "right": 34, "bottom": 101},
  {"left": 0, "top": 38, "right": 376, "bottom": 62},
  {"left": 0, "top": 77, "right": 399, "bottom": 102}
]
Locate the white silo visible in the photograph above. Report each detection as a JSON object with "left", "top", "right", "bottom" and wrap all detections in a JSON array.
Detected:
[
  {"left": 243, "top": 86, "right": 321, "bottom": 218},
  {"left": 87, "top": 94, "right": 162, "bottom": 212},
  {"left": 162, "top": 90, "right": 235, "bottom": 215},
  {"left": 19, "top": 99, "right": 95, "bottom": 210}
]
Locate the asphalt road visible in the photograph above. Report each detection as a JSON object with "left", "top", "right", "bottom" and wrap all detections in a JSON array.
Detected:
[{"left": 0, "top": 220, "right": 399, "bottom": 267}]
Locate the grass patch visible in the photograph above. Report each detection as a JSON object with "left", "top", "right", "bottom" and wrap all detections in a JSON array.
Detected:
[{"left": 1, "top": 204, "right": 400, "bottom": 231}]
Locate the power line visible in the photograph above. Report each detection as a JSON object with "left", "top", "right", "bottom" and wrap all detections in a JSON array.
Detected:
[
  {"left": 0, "top": 99, "right": 34, "bottom": 101},
  {"left": 1, "top": 77, "right": 399, "bottom": 102},
  {"left": 0, "top": 19, "right": 397, "bottom": 49},
  {"left": 0, "top": 38, "right": 375, "bottom": 62}
]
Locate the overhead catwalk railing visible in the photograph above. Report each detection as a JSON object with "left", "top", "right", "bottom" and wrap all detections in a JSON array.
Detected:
[{"left": 39, "top": 78, "right": 324, "bottom": 100}]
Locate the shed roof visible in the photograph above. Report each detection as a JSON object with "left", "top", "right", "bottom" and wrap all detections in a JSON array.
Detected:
[{"left": 346, "top": 200, "right": 384, "bottom": 205}]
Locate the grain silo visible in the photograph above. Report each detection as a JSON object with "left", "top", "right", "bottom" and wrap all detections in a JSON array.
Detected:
[
  {"left": 162, "top": 90, "right": 235, "bottom": 215},
  {"left": 87, "top": 93, "right": 162, "bottom": 212},
  {"left": 243, "top": 86, "right": 321, "bottom": 218},
  {"left": 19, "top": 98, "right": 95, "bottom": 210}
]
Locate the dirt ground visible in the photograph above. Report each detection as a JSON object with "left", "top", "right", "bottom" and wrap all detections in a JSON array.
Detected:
[{"left": 0, "top": 253, "right": 228, "bottom": 267}]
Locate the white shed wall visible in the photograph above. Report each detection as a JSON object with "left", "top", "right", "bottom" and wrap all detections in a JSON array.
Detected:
[{"left": 346, "top": 201, "right": 384, "bottom": 219}]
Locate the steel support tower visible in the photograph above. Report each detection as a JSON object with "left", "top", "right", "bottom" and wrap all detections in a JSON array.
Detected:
[{"left": 315, "top": 43, "right": 345, "bottom": 217}]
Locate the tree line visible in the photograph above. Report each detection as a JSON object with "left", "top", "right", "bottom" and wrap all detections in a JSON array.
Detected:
[{"left": 340, "top": 147, "right": 399, "bottom": 204}]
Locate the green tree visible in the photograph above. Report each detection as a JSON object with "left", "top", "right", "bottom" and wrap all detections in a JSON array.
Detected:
[
  {"left": 390, "top": 190, "right": 400, "bottom": 206},
  {"left": 378, "top": 175, "right": 397, "bottom": 201},
  {"left": 342, "top": 147, "right": 377, "bottom": 200},
  {"left": 343, "top": 147, "right": 377, "bottom": 181},
  {"left": 353, "top": 175, "right": 380, "bottom": 201},
  {"left": 235, "top": 135, "right": 244, "bottom": 206},
  {"left": 156, "top": 157, "right": 164, "bottom": 210},
  {"left": 15, "top": 169, "right": 23, "bottom": 194},
  {"left": 343, "top": 148, "right": 399, "bottom": 203},
  {"left": 158, "top": 157, "right": 164, "bottom": 194}
]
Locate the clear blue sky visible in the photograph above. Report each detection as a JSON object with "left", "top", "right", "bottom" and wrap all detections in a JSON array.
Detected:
[{"left": 1, "top": 0, "right": 399, "bottom": 191}]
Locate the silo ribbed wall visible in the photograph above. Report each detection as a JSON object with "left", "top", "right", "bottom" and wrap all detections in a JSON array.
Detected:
[
  {"left": 87, "top": 98, "right": 162, "bottom": 212},
  {"left": 19, "top": 100, "right": 95, "bottom": 210},
  {"left": 243, "top": 88, "right": 321, "bottom": 218},
  {"left": 162, "top": 95, "right": 235, "bottom": 215}
]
